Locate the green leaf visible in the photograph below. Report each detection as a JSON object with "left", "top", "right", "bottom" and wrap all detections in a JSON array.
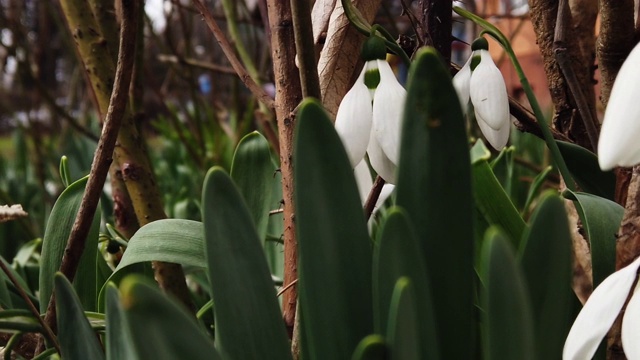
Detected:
[
  {"left": 55, "top": 273, "right": 105, "bottom": 360},
  {"left": 386, "top": 278, "right": 420, "bottom": 360},
  {"left": 351, "top": 335, "right": 388, "bottom": 360},
  {"left": 472, "top": 141, "right": 526, "bottom": 244},
  {"left": 119, "top": 276, "right": 220, "bottom": 360},
  {"left": 0, "top": 309, "right": 41, "bottom": 333},
  {"left": 521, "top": 166, "right": 553, "bottom": 216},
  {"left": 202, "top": 168, "right": 292, "bottom": 360},
  {"left": 518, "top": 192, "right": 573, "bottom": 359},
  {"left": 40, "top": 176, "right": 101, "bottom": 313},
  {"left": 395, "top": 47, "right": 474, "bottom": 359},
  {"left": 105, "top": 284, "right": 135, "bottom": 360},
  {"left": 373, "top": 208, "right": 438, "bottom": 359},
  {"left": 230, "top": 131, "right": 275, "bottom": 241},
  {"left": 563, "top": 190, "right": 622, "bottom": 286},
  {"left": 74, "top": 205, "right": 101, "bottom": 311},
  {"left": 294, "top": 99, "right": 373, "bottom": 359},
  {"left": 97, "top": 219, "right": 201, "bottom": 311},
  {"left": 481, "top": 228, "right": 534, "bottom": 360},
  {"left": 556, "top": 141, "right": 616, "bottom": 201}
]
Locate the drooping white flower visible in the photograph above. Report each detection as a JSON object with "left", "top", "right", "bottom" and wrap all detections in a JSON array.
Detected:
[
  {"left": 563, "top": 256, "right": 640, "bottom": 360},
  {"left": 334, "top": 35, "right": 406, "bottom": 184},
  {"left": 598, "top": 42, "right": 640, "bottom": 171},
  {"left": 453, "top": 37, "right": 510, "bottom": 150}
]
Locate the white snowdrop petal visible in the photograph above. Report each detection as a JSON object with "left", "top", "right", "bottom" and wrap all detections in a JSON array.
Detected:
[
  {"left": 453, "top": 56, "right": 472, "bottom": 113},
  {"left": 335, "top": 67, "right": 374, "bottom": 167},
  {"left": 469, "top": 50, "right": 509, "bottom": 131},
  {"left": 372, "top": 60, "right": 406, "bottom": 165},
  {"left": 475, "top": 111, "right": 510, "bottom": 150},
  {"left": 598, "top": 43, "right": 640, "bottom": 171},
  {"left": 367, "top": 130, "right": 397, "bottom": 184},
  {"left": 354, "top": 160, "right": 373, "bottom": 205},
  {"left": 622, "top": 277, "right": 640, "bottom": 360},
  {"left": 563, "top": 256, "right": 640, "bottom": 360}
]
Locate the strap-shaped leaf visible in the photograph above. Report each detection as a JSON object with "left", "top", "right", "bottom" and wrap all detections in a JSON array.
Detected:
[
  {"left": 373, "top": 207, "right": 438, "bottom": 359},
  {"left": 105, "top": 284, "right": 135, "bottom": 360},
  {"left": 563, "top": 190, "right": 622, "bottom": 286},
  {"left": 352, "top": 335, "right": 388, "bottom": 360},
  {"left": 230, "top": 131, "right": 275, "bottom": 241},
  {"left": 481, "top": 228, "right": 534, "bottom": 360},
  {"left": 519, "top": 192, "right": 573, "bottom": 358},
  {"left": 56, "top": 273, "right": 104, "bottom": 360},
  {"left": 294, "top": 99, "right": 373, "bottom": 359},
  {"left": 395, "top": 47, "right": 475, "bottom": 359},
  {"left": 203, "top": 168, "right": 292, "bottom": 360},
  {"left": 386, "top": 277, "right": 420, "bottom": 360},
  {"left": 557, "top": 141, "right": 616, "bottom": 201},
  {"left": 40, "top": 176, "right": 101, "bottom": 313},
  {"left": 119, "top": 276, "right": 220, "bottom": 360}
]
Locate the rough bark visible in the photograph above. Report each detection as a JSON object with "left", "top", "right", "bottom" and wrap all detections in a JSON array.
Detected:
[
  {"left": 421, "top": 0, "right": 453, "bottom": 63},
  {"left": 528, "top": 0, "right": 597, "bottom": 150},
  {"left": 266, "top": 0, "right": 303, "bottom": 338}
]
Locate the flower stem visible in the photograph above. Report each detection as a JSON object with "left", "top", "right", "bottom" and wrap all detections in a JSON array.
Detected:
[{"left": 454, "top": 6, "right": 576, "bottom": 191}]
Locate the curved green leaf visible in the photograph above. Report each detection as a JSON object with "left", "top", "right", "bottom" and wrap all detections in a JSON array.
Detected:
[
  {"left": 387, "top": 278, "right": 420, "bottom": 360},
  {"left": 294, "top": 99, "right": 373, "bottom": 359},
  {"left": 97, "top": 219, "right": 202, "bottom": 311},
  {"left": 395, "top": 47, "right": 474, "bottom": 359},
  {"left": 373, "top": 208, "right": 438, "bottom": 359},
  {"left": 563, "top": 190, "right": 622, "bottom": 286},
  {"left": 202, "top": 168, "right": 292, "bottom": 360},
  {"left": 119, "top": 276, "right": 220, "bottom": 360},
  {"left": 481, "top": 228, "right": 534, "bottom": 360},
  {"left": 105, "top": 284, "right": 134, "bottom": 360},
  {"left": 557, "top": 141, "right": 615, "bottom": 201},
  {"left": 519, "top": 192, "right": 573, "bottom": 359},
  {"left": 56, "top": 273, "right": 104, "bottom": 360},
  {"left": 40, "top": 176, "right": 101, "bottom": 313},
  {"left": 351, "top": 335, "right": 388, "bottom": 360},
  {"left": 230, "top": 131, "right": 275, "bottom": 241}
]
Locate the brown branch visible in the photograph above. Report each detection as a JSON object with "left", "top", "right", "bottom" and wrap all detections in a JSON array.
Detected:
[
  {"left": 364, "top": 176, "right": 385, "bottom": 221},
  {"left": 192, "top": 0, "right": 276, "bottom": 111},
  {"left": 290, "top": 0, "right": 321, "bottom": 99},
  {"left": 40, "top": 0, "right": 139, "bottom": 349},
  {"left": 266, "top": 0, "right": 303, "bottom": 341},
  {"left": 420, "top": 0, "right": 453, "bottom": 62},
  {"left": 156, "top": 54, "right": 237, "bottom": 74},
  {"left": 553, "top": 0, "right": 600, "bottom": 150}
]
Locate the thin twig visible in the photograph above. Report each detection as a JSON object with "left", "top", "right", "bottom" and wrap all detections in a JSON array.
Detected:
[
  {"left": 277, "top": 279, "right": 298, "bottom": 297},
  {"left": 364, "top": 176, "right": 386, "bottom": 221},
  {"left": 553, "top": 0, "right": 599, "bottom": 151},
  {"left": 157, "top": 54, "right": 237, "bottom": 74},
  {"left": 0, "top": 260, "right": 60, "bottom": 354},
  {"left": 192, "top": 0, "right": 276, "bottom": 111},
  {"left": 290, "top": 0, "right": 321, "bottom": 98},
  {"left": 40, "top": 0, "right": 139, "bottom": 345}
]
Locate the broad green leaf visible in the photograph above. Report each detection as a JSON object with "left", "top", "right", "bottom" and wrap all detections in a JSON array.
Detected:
[
  {"left": 105, "top": 284, "right": 135, "bottom": 360},
  {"left": 373, "top": 208, "right": 438, "bottom": 359},
  {"left": 39, "top": 176, "right": 101, "bottom": 313},
  {"left": 522, "top": 165, "right": 553, "bottom": 216},
  {"left": 481, "top": 228, "right": 534, "bottom": 360},
  {"left": 97, "top": 219, "right": 201, "bottom": 311},
  {"left": 395, "top": 47, "right": 474, "bottom": 359},
  {"left": 74, "top": 205, "right": 101, "bottom": 311},
  {"left": 386, "top": 278, "right": 420, "bottom": 360},
  {"left": 202, "top": 168, "right": 292, "bottom": 360},
  {"left": 519, "top": 192, "right": 573, "bottom": 360},
  {"left": 119, "top": 276, "right": 220, "bottom": 360},
  {"left": 563, "top": 190, "right": 622, "bottom": 286},
  {"left": 55, "top": 273, "right": 104, "bottom": 360},
  {"left": 230, "top": 131, "right": 275, "bottom": 241},
  {"left": 0, "top": 309, "right": 41, "bottom": 333},
  {"left": 294, "top": 99, "right": 373, "bottom": 359},
  {"left": 352, "top": 335, "right": 388, "bottom": 360},
  {"left": 557, "top": 141, "right": 616, "bottom": 201},
  {"left": 472, "top": 141, "right": 526, "bottom": 244}
]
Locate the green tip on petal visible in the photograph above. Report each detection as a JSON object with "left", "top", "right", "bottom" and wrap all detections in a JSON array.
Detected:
[
  {"left": 364, "top": 67, "right": 381, "bottom": 89},
  {"left": 470, "top": 54, "right": 481, "bottom": 71},
  {"left": 471, "top": 37, "right": 489, "bottom": 51},
  {"left": 361, "top": 35, "right": 387, "bottom": 62}
]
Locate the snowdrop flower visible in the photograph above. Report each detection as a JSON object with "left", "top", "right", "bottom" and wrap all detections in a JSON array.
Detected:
[
  {"left": 453, "top": 37, "right": 510, "bottom": 150},
  {"left": 598, "top": 42, "right": 640, "bottom": 171},
  {"left": 563, "top": 256, "right": 640, "bottom": 360},
  {"left": 334, "top": 35, "right": 406, "bottom": 184}
]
